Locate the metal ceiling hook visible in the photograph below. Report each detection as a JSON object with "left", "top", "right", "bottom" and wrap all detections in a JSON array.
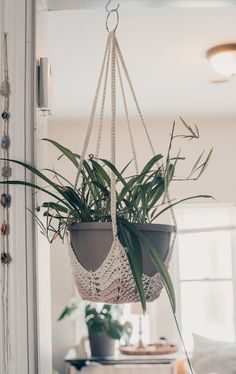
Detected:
[
  {"left": 105, "top": 0, "right": 120, "bottom": 13},
  {"left": 105, "top": 0, "right": 120, "bottom": 32}
]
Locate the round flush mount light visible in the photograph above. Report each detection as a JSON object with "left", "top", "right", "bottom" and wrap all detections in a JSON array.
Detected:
[{"left": 207, "top": 44, "right": 236, "bottom": 77}]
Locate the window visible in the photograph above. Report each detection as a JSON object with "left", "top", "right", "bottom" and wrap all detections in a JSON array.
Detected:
[{"left": 176, "top": 205, "right": 236, "bottom": 350}]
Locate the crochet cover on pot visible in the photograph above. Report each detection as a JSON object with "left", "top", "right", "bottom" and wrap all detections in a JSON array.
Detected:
[{"left": 68, "top": 222, "right": 175, "bottom": 304}]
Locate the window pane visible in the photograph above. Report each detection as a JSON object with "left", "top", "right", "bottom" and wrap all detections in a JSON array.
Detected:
[
  {"left": 176, "top": 206, "right": 234, "bottom": 230},
  {"left": 178, "top": 231, "right": 232, "bottom": 280},
  {"left": 181, "top": 281, "right": 234, "bottom": 350}
]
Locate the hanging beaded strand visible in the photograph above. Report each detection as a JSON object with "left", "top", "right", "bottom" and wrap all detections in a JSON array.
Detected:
[
  {"left": 1, "top": 32, "right": 11, "bottom": 262},
  {"left": 0, "top": 32, "right": 11, "bottom": 374}
]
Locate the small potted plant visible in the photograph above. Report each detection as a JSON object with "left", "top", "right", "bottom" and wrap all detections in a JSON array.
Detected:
[
  {"left": 85, "top": 304, "right": 132, "bottom": 357},
  {"left": 59, "top": 302, "right": 132, "bottom": 357}
]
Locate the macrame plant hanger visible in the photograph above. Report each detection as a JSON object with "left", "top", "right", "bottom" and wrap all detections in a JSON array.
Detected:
[{"left": 68, "top": 1, "right": 178, "bottom": 305}]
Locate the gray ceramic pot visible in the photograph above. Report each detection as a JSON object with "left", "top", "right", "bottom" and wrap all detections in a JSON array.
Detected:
[
  {"left": 89, "top": 330, "right": 115, "bottom": 357},
  {"left": 69, "top": 222, "right": 175, "bottom": 276}
]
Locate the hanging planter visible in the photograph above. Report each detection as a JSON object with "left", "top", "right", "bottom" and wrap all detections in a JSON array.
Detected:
[
  {"left": 68, "top": 222, "right": 175, "bottom": 303},
  {"left": 0, "top": 2, "right": 213, "bottom": 313}
]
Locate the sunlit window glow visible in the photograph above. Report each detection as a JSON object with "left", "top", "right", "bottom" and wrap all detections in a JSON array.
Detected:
[{"left": 176, "top": 205, "right": 236, "bottom": 350}]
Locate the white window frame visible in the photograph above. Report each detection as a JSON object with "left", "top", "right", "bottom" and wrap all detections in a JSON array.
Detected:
[{"left": 175, "top": 204, "right": 236, "bottom": 346}]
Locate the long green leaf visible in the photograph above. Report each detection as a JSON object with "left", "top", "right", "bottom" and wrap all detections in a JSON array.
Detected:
[
  {"left": 91, "top": 159, "right": 111, "bottom": 186},
  {"left": 92, "top": 181, "right": 110, "bottom": 197},
  {"left": 26, "top": 207, "right": 47, "bottom": 235},
  {"left": 195, "top": 147, "right": 213, "bottom": 179},
  {"left": 164, "top": 163, "right": 175, "bottom": 192},
  {"left": 0, "top": 180, "right": 72, "bottom": 209},
  {"left": 0, "top": 157, "right": 76, "bottom": 206},
  {"left": 147, "top": 185, "right": 165, "bottom": 212},
  {"left": 98, "top": 158, "right": 127, "bottom": 185},
  {"left": 139, "top": 154, "right": 163, "bottom": 181},
  {"left": 179, "top": 117, "right": 199, "bottom": 139},
  {"left": 120, "top": 159, "right": 133, "bottom": 176},
  {"left": 117, "top": 219, "right": 146, "bottom": 312},
  {"left": 189, "top": 151, "right": 205, "bottom": 176},
  {"left": 119, "top": 218, "right": 175, "bottom": 312},
  {"left": 144, "top": 237, "right": 176, "bottom": 311},
  {"left": 42, "top": 202, "right": 69, "bottom": 214},
  {"left": 43, "top": 168, "right": 74, "bottom": 187},
  {"left": 62, "top": 187, "right": 86, "bottom": 212},
  {"left": 42, "top": 138, "right": 78, "bottom": 168},
  {"left": 152, "top": 195, "right": 213, "bottom": 221}
]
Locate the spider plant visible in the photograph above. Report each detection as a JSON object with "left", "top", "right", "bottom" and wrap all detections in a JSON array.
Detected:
[{"left": 0, "top": 118, "right": 212, "bottom": 314}]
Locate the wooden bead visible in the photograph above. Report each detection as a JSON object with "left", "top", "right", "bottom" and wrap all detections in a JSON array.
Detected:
[
  {"left": 0, "top": 193, "right": 11, "bottom": 208},
  {"left": 0, "top": 252, "right": 11, "bottom": 265}
]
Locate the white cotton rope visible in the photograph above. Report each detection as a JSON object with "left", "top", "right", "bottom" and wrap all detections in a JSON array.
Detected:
[
  {"left": 74, "top": 30, "right": 177, "bottom": 234},
  {"left": 114, "top": 35, "right": 177, "bottom": 241},
  {"left": 74, "top": 33, "right": 112, "bottom": 189},
  {"left": 110, "top": 32, "right": 118, "bottom": 237},
  {"left": 115, "top": 38, "right": 156, "bottom": 158},
  {"left": 95, "top": 38, "right": 111, "bottom": 158},
  {"left": 116, "top": 49, "right": 139, "bottom": 175}
]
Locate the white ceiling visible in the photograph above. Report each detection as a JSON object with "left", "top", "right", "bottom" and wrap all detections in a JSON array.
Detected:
[
  {"left": 46, "top": 0, "right": 236, "bottom": 11},
  {"left": 47, "top": 7, "right": 236, "bottom": 120}
]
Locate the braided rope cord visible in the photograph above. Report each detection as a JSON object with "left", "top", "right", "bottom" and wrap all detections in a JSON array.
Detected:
[
  {"left": 110, "top": 32, "right": 118, "bottom": 236},
  {"left": 95, "top": 38, "right": 111, "bottom": 158},
  {"left": 62, "top": 34, "right": 112, "bottom": 238},
  {"left": 114, "top": 35, "right": 178, "bottom": 238},
  {"left": 74, "top": 33, "right": 112, "bottom": 189},
  {"left": 115, "top": 48, "right": 139, "bottom": 174},
  {"left": 73, "top": 30, "right": 177, "bottom": 235},
  {"left": 115, "top": 38, "right": 156, "bottom": 157}
]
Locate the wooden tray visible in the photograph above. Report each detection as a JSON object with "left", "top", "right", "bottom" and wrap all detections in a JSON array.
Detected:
[{"left": 119, "top": 343, "right": 178, "bottom": 356}]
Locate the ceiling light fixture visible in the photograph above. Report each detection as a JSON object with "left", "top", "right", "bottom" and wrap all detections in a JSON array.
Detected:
[{"left": 207, "top": 43, "right": 236, "bottom": 77}]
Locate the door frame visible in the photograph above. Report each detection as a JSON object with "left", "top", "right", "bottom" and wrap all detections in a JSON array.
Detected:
[{"left": 0, "top": 0, "right": 52, "bottom": 373}]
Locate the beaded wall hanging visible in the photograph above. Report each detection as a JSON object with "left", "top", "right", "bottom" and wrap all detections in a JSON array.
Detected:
[{"left": 0, "top": 32, "right": 11, "bottom": 374}]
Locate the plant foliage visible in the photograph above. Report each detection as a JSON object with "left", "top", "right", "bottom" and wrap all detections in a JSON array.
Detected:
[
  {"left": 85, "top": 304, "right": 133, "bottom": 342},
  {"left": 0, "top": 118, "right": 212, "bottom": 313}
]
